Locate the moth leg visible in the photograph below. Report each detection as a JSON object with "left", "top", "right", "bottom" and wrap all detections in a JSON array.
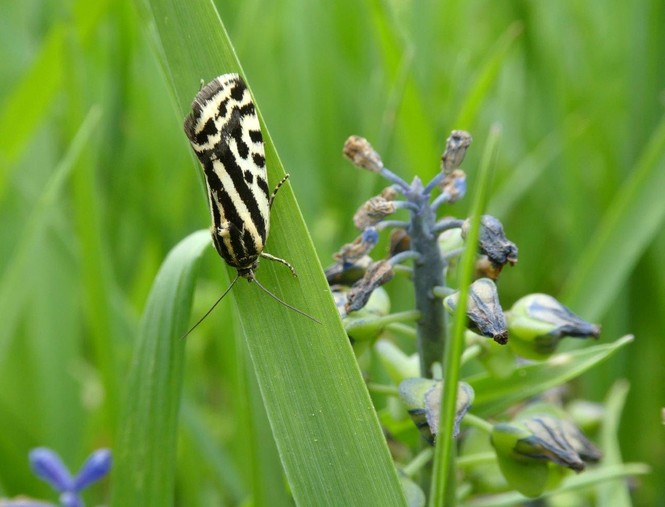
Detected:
[
  {"left": 269, "top": 174, "right": 290, "bottom": 208},
  {"left": 260, "top": 252, "right": 298, "bottom": 277}
]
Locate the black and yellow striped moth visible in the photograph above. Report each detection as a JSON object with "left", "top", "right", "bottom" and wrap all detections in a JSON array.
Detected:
[{"left": 183, "top": 74, "right": 318, "bottom": 334}]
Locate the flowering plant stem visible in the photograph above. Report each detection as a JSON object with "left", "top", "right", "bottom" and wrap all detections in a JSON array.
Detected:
[{"left": 409, "top": 179, "right": 448, "bottom": 377}]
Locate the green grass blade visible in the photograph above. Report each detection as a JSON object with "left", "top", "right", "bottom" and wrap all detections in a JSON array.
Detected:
[
  {"left": 0, "top": 25, "right": 65, "bottom": 176},
  {"left": 451, "top": 24, "right": 522, "bottom": 130},
  {"left": 596, "top": 380, "right": 632, "bottom": 506},
  {"left": 467, "top": 335, "right": 634, "bottom": 417},
  {"left": 179, "top": 402, "right": 246, "bottom": 504},
  {"left": 110, "top": 230, "right": 210, "bottom": 507},
  {"left": 133, "top": 0, "right": 407, "bottom": 504},
  {"left": 460, "top": 463, "right": 650, "bottom": 507},
  {"left": 562, "top": 113, "right": 665, "bottom": 320},
  {"left": 430, "top": 125, "right": 501, "bottom": 507},
  {"left": 0, "top": 106, "right": 102, "bottom": 361}
]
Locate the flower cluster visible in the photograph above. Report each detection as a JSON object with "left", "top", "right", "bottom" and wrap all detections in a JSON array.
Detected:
[{"left": 326, "top": 132, "right": 607, "bottom": 501}]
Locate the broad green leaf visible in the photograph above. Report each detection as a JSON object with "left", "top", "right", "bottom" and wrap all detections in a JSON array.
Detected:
[
  {"left": 467, "top": 335, "right": 633, "bottom": 417},
  {"left": 124, "top": 0, "right": 407, "bottom": 505},
  {"left": 111, "top": 230, "right": 210, "bottom": 506}
]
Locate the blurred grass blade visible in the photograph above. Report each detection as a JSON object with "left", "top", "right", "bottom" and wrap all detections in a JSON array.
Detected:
[
  {"left": 135, "top": 0, "right": 407, "bottom": 504},
  {"left": 467, "top": 335, "right": 634, "bottom": 417},
  {"left": 460, "top": 463, "right": 649, "bottom": 507},
  {"left": 0, "top": 25, "right": 65, "bottom": 181},
  {"left": 0, "top": 106, "right": 101, "bottom": 361},
  {"left": 452, "top": 23, "right": 522, "bottom": 130},
  {"left": 562, "top": 113, "right": 665, "bottom": 320},
  {"left": 110, "top": 230, "right": 210, "bottom": 507},
  {"left": 488, "top": 116, "right": 588, "bottom": 218},
  {"left": 596, "top": 380, "right": 632, "bottom": 506},
  {"left": 179, "top": 402, "right": 246, "bottom": 504}
]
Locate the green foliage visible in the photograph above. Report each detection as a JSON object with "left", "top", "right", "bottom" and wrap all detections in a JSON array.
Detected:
[{"left": 0, "top": 0, "right": 663, "bottom": 505}]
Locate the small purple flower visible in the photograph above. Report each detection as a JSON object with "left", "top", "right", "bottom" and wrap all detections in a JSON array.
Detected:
[{"left": 26, "top": 448, "right": 112, "bottom": 507}]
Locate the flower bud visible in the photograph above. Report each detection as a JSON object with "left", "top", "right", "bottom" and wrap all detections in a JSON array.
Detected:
[
  {"left": 513, "top": 415, "right": 586, "bottom": 471},
  {"left": 507, "top": 293, "right": 601, "bottom": 360},
  {"left": 444, "top": 278, "right": 508, "bottom": 344},
  {"left": 399, "top": 378, "right": 475, "bottom": 444},
  {"left": 353, "top": 196, "right": 396, "bottom": 229},
  {"left": 491, "top": 404, "right": 602, "bottom": 496},
  {"left": 438, "top": 169, "right": 467, "bottom": 204},
  {"left": 345, "top": 260, "right": 395, "bottom": 313},
  {"left": 437, "top": 227, "right": 464, "bottom": 258},
  {"left": 441, "top": 130, "right": 472, "bottom": 173},
  {"left": 379, "top": 186, "right": 398, "bottom": 200},
  {"left": 333, "top": 227, "right": 379, "bottom": 263},
  {"left": 332, "top": 285, "right": 392, "bottom": 345},
  {"left": 29, "top": 448, "right": 74, "bottom": 491},
  {"left": 490, "top": 421, "right": 550, "bottom": 497},
  {"left": 388, "top": 228, "right": 411, "bottom": 257},
  {"left": 461, "top": 215, "right": 518, "bottom": 277},
  {"left": 343, "top": 135, "right": 384, "bottom": 173}
]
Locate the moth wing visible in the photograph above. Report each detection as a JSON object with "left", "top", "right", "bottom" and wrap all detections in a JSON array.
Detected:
[{"left": 184, "top": 74, "right": 271, "bottom": 264}]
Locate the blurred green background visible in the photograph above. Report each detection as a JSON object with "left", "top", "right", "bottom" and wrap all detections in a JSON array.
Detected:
[{"left": 1, "top": 0, "right": 663, "bottom": 505}]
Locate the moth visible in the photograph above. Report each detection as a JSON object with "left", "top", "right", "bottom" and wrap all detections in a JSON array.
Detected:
[{"left": 183, "top": 73, "right": 317, "bottom": 334}]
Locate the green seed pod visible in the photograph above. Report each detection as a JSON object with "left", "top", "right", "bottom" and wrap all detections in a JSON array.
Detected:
[
  {"left": 506, "top": 293, "right": 600, "bottom": 360},
  {"left": 399, "top": 378, "right": 474, "bottom": 445},
  {"left": 444, "top": 278, "right": 508, "bottom": 344}
]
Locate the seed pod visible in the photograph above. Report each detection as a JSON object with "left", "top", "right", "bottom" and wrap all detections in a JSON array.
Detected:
[{"left": 445, "top": 278, "right": 508, "bottom": 344}]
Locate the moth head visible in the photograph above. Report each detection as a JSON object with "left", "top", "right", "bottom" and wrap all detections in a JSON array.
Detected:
[{"left": 237, "top": 264, "right": 258, "bottom": 280}]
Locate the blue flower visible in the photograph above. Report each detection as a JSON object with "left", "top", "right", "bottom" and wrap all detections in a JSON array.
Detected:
[{"left": 25, "top": 448, "right": 112, "bottom": 507}]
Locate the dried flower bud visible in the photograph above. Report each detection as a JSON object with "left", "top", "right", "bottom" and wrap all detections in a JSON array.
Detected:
[
  {"left": 462, "top": 215, "right": 518, "bottom": 274},
  {"left": 438, "top": 168, "right": 467, "bottom": 203},
  {"left": 444, "top": 278, "right": 508, "bottom": 344},
  {"left": 325, "top": 255, "right": 372, "bottom": 285},
  {"left": 345, "top": 260, "right": 394, "bottom": 312},
  {"left": 343, "top": 135, "right": 384, "bottom": 173},
  {"left": 353, "top": 196, "right": 397, "bottom": 229},
  {"left": 380, "top": 186, "right": 398, "bottom": 200},
  {"left": 389, "top": 228, "right": 411, "bottom": 257},
  {"left": 441, "top": 130, "right": 472, "bottom": 173},
  {"left": 507, "top": 293, "right": 601, "bottom": 360},
  {"left": 333, "top": 228, "right": 379, "bottom": 263},
  {"left": 399, "top": 378, "right": 475, "bottom": 444}
]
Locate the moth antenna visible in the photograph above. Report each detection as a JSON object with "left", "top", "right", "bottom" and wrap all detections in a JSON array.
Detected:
[
  {"left": 181, "top": 274, "right": 240, "bottom": 339},
  {"left": 253, "top": 278, "right": 321, "bottom": 324}
]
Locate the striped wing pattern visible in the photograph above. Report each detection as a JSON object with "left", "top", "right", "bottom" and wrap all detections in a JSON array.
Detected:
[{"left": 184, "top": 74, "right": 270, "bottom": 274}]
